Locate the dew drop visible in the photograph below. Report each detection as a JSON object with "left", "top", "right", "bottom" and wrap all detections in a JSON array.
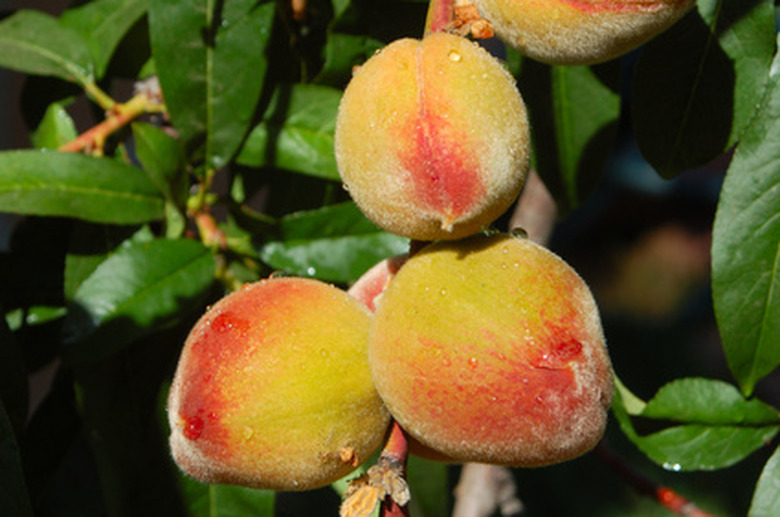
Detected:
[
  {"left": 448, "top": 50, "right": 462, "bottom": 62},
  {"left": 468, "top": 357, "right": 478, "bottom": 368},
  {"left": 306, "top": 267, "right": 317, "bottom": 276},
  {"left": 439, "top": 288, "right": 447, "bottom": 296},
  {"left": 243, "top": 426, "right": 254, "bottom": 441},
  {"left": 663, "top": 462, "right": 682, "bottom": 472},
  {"left": 500, "top": 263, "right": 507, "bottom": 269},
  {"left": 510, "top": 227, "right": 529, "bottom": 239}
]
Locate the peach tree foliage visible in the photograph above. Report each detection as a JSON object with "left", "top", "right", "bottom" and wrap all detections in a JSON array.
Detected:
[{"left": 0, "top": 0, "right": 777, "bottom": 516}]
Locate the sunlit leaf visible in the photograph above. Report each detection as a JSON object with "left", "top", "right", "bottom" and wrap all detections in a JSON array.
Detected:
[
  {"left": 712, "top": 33, "right": 780, "bottom": 396},
  {"left": 0, "top": 10, "right": 94, "bottom": 85},
  {"left": 238, "top": 83, "right": 342, "bottom": 180},
  {"left": 260, "top": 202, "right": 408, "bottom": 283},
  {"left": 0, "top": 151, "right": 165, "bottom": 224}
]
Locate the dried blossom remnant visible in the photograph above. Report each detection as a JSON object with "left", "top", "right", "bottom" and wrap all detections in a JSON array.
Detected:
[
  {"left": 449, "top": 3, "right": 495, "bottom": 39},
  {"left": 340, "top": 458, "right": 411, "bottom": 517}
]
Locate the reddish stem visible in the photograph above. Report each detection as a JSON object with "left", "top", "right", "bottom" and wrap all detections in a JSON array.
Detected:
[
  {"left": 424, "top": 0, "right": 456, "bottom": 34},
  {"left": 381, "top": 420, "right": 410, "bottom": 465},
  {"left": 58, "top": 94, "right": 159, "bottom": 154},
  {"left": 596, "top": 443, "right": 716, "bottom": 517}
]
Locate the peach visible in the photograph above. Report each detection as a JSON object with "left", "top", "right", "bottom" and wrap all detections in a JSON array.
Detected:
[
  {"left": 474, "top": 0, "right": 695, "bottom": 65},
  {"left": 368, "top": 233, "right": 613, "bottom": 466},
  {"left": 167, "top": 277, "right": 390, "bottom": 490},
  {"left": 334, "top": 32, "right": 530, "bottom": 241}
]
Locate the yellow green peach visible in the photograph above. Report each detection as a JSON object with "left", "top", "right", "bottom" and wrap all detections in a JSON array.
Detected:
[
  {"left": 168, "top": 277, "right": 390, "bottom": 490},
  {"left": 475, "top": 0, "right": 696, "bottom": 65},
  {"left": 369, "top": 233, "right": 613, "bottom": 466}
]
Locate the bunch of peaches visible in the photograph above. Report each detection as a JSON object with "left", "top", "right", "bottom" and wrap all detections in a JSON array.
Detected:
[{"left": 166, "top": 0, "right": 694, "bottom": 512}]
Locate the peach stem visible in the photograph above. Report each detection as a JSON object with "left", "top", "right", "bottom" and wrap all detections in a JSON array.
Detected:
[
  {"left": 379, "top": 420, "right": 410, "bottom": 517},
  {"left": 424, "top": 0, "right": 456, "bottom": 34},
  {"left": 595, "top": 442, "right": 716, "bottom": 517}
]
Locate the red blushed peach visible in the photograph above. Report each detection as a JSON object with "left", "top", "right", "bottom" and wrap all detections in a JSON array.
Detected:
[
  {"left": 368, "top": 233, "right": 613, "bottom": 466},
  {"left": 168, "top": 277, "right": 390, "bottom": 490},
  {"left": 475, "top": 0, "right": 695, "bottom": 65},
  {"left": 334, "top": 32, "right": 530, "bottom": 241}
]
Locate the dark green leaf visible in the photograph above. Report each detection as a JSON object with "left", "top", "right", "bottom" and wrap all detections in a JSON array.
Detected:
[
  {"left": 407, "top": 455, "right": 449, "bottom": 517},
  {"left": 749, "top": 446, "right": 780, "bottom": 517},
  {"left": 641, "top": 378, "right": 780, "bottom": 425},
  {"left": 0, "top": 399, "right": 33, "bottom": 516},
  {"left": 31, "top": 100, "right": 78, "bottom": 149},
  {"left": 75, "top": 340, "right": 188, "bottom": 516},
  {"left": 59, "top": 0, "right": 148, "bottom": 79},
  {"left": 237, "top": 83, "right": 343, "bottom": 180},
  {"left": 0, "top": 10, "right": 94, "bottom": 85},
  {"left": 632, "top": 0, "right": 776, "bottom": 176},
  {"left": 260, "top": 202, "right": 409, "bottom": 283},
  {"left": 148, "top": 0, "right": 275, "bottom": 167},
  {"left": 613, "top": 380, "right": 780, "bottom": 471},
  {"left": 64, "top": 224, "right": 152, "bottom": 301},
  {"left": 712, "top": 32, "right": 780, "bottom": 396},
  {"left": 132, "top": 122, "right": 187, "bottom": 205},
  {"left": 180, "top": 476, "right": 275, "bottom": 517},
  {"left": 63, "top": 238, "right": 216, "bottom": 362},
  {"left": 0, "top": 151, "right": 165, "bottom": 224},
  {"left": 315, "top": 32, "right": 384, "bottom": 86},
  {"left": 636, "top": 424, "right": 779, "bottom": 471},
  {"left": 519, "top": 60, "right": 620, "bottom": 213},
  {"left": 0, "top": 312, "right": 28, "bottom": 434}
]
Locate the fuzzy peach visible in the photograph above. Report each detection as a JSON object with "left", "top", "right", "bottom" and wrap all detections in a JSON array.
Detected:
[
  {"left": 369, "top": 233, "right": 613, "bottom": 466},
  {"left": 334, "top": 32, "right": 530, "bottom": 241},
  {"left": 475, "top": 0, "right": 695, "bottom": 65},
  {"left": 168, "top": 277, "right": 390, "bottom": 490}
]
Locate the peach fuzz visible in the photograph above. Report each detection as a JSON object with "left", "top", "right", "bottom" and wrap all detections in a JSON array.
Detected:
[
  {"left": 334, "top": 32, "right": 530, "bottom": 241},
  {"left": 475, "top": 0, "right": 696, "bottom": 65},
  {"left": 368, "top": 233, "right": 613, "bottom": 466},
  {"left": 167, "top": 277, "right": 390, "bottom": 490}
]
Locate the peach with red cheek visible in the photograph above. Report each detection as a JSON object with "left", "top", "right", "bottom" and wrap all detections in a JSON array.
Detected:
[
  {"left": 335, "top": 32, "right": 530, "bottom": 241},
  {"left": 347, "top": 254, "right": 407, "bottom": 311},
  {"left": 475, "top": 0, "right": 695, "bottom": 65},
  {"left": 168, "top": 277, "right": 390, "bottom": 490},
  {"left": 368, "top": 233, "right": 613, "bottom": 466}
]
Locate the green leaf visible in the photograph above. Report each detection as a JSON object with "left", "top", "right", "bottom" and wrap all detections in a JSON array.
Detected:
[
  {"left": 519, "top": 60, "right": 620, "bottom": 213},
  {"left": 148, "top": 0, "right": 275, "bottom": 167},
  {"left": 0, "top": 10, "right": 94, "bottom": 85},
  {"left": 0, "top": 151, "right": 165, "bottom": 224},
  {"left": 637, "top": 424, "right": 779, "bottom": 471},
  {"left": 315, "top": 32, "right": 384, "bottom": 86},
  {"left": 237, "top": 83, "right": 343, "bottom": 180},
  {"left": 59, "top": 0, "right": 148, "bottom": 79},
  {"left": 64, "top": 224, "right": 153, "bottom": 301},
  {"left": 641, "top": 378, "right": 780, "bottom": 425},
  {"left": 180, "top": 476, "right": 275, "bottom": 517},
  {"left": 712, "top": 32, "right": 780, "bottom": 396},
  {"left": 261, "top": 202, "right": 409, "bottom": 283},
  {"left": 632, "top": 0, "right": 776, "bottom": 176},
  {"left": 132, "top": 122, "right": 187, "bottom": 205},
  {"left": 63, "top": 238, "right": 216, "bottom": 362},
  {"left": 0, "top": 399, "right": 33, "bottom": 516},
  {"left": 613, "top": 379, "right": 780, "bottom": 471},
  {"left": 407, "top": 455, "right": 449, "bottom": 517},
  {"left": 31, "top": 100, "right": 78, "bottom": 149},
  {"left": 749, "top": 446, "right": 780, "bottom": 517}
]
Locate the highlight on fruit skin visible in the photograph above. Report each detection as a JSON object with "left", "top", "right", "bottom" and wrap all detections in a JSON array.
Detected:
[
  {"left": 334, "top": 32, "right": 531, "bottom": 241},
  {"left": 474, "top": 0, "right": 696, "bottom": 65},
  {"left": 368, "top": 232, "right": 613, "bottom": 467},
  {"left": 167, "top": 277, "right": 391, "bottom": 491}
]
